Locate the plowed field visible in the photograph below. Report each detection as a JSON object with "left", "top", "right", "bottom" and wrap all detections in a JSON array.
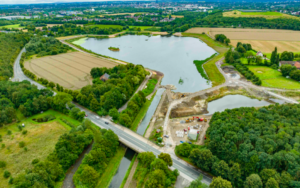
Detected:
[{"left": 25, "top": 52, "right": 118, "bottom": 90}]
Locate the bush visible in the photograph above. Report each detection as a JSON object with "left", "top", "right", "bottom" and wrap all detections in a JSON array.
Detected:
[
  {"left": 1, "top": 144, "right": 5, "bottom": 148},
  {"left": 271, "top": 64, "right": 278, "bottom": 69},
  {"left": 7, "top": 130, "right": 12, "bottom": 135},
  {"left": 22, "top": 130, "right": 27, "bottom": 135},
  {"left": 24, "top": 147, "right": 28, "bottom": 152},
  {"left": 8, "top": 177, "right": 13, "bottom": 184},
  {"left": 0, "top": 161, "right": 6, "bottom": 168},
  {"left": 19, "top": 141, "right": 25, "bottom": 148},
  {"left": 3, "top": 170, "right": 10, "bottom": 178},
  {"left": 32, "top": 159, "right": 39, "bottom": 165}
]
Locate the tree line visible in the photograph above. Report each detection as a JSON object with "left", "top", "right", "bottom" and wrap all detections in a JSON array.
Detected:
[
  {"left": 74, "top": 124, "right": 119, "bottom": 187},
  {"left": 0, "top": 33, "right": 30, "bottom": 81}
]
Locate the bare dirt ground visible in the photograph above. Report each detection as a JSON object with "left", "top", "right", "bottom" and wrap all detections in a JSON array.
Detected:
[
  {"left": 168, "top": 115, "right": 211, "bottom": 146},
  {"left": 24, "top": 52, "right": 118, "bottom": 90},
  {"left": 152, "top": 32, "right": 168, "bottom": 35},
  {"left": 185, "top": 28, "right": 300, "bottom": 41}
]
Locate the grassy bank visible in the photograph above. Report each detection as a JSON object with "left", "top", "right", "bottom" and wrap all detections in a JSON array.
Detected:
[
  {"left": 142, "top": 78, "right": 158, "bottom": 96},
  {"left": 193, "top": 53, "right": 217, "bottom": 80},
  {"left": 119, "top": 154, "right": 137, "bottom": 188},
  {"left": 131, "top": 91, "right": 157, "bottom": 131},
  {"left": 182, "top": 33, "right": 228, "bottom": 86},
  {"left": 96, "top": 146, "right": 127, "bottom": 188}
]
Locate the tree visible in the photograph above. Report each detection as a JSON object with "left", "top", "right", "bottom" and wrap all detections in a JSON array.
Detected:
[
  {"left": 158, "top": 153, "right": 173, "bottom": 166},
  {"left": 260, "top": 169, "right": 278, "bottom": 186},
  {"left": 51, "top": 93, "right": 73, "bottom": 114},
  {"left": 228, "top": 163, "right": 242, "bottom": 188},
  {"left": 119, "top": 113, "right": 132, "bottom": 127},
  {"left": 145, "top": 169, "right": 166, "bottom": 188},
  {"left": 189, "top": 149, "right": 214, "bottom": 172},
  {"left": 75, "top": 165, "right": 99, "bottom": 188},
  {"left": 266, "top": 178, "right": 279, "bottom": 188},
  {"left": 90, "top": 98, "right": 100, "bottom": 112},
  {"left": 244, "top": 174, "right": 263, "bottom": 188},
  {"left": 280, "top": 64, "right": 297, "bottom": 77},
  {"left": 177, "top": 143, "right": 191, "bottom": 157},
  {"left": 138, "top": 152, "right": 156, "bottom": 168},
  {"left": 271, "top": 47, "right": 277, "bottom": 64},
  {"left": 209, "top": 177, "right": 232, "bottom": 188},
  {"left": 48, "top": 82, "right": 55, "bottom": 89},
  {"left": 237, "top": 45, "right": 246, "bottom": 53},
  {"left": 109, "top": 108, "right": 119, "bottom": 121},
  {"left": 212, "top": 160, "right": 229, "bottom": 179},
  {"left": 280, "top": 51, "right": 294, "bottom": 61},
  {"left": 186, "top": 175, "right": 208, "bottom": 188}
]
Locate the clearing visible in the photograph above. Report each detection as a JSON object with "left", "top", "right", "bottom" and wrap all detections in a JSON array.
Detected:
[
  {"left": 24, "top": 52, "right": 118, "bottom": 90},
  {"left": 86, "top": 24, "right": 124, "bottom": 30},
  {"left": 1, "top": 24, "right": 24, "bottom": 29},
  {"left": 223, "top": 10, "right": 300, "bottom": 20},
  {"left": 248, "top": 66, "right": 300, "bottom": 89},
  {"left": 0, "top": 110, "right": 79, "bottom": 188}
]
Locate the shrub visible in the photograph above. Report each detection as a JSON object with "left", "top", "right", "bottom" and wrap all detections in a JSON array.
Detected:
[
  {"left": 9, "top": 177, "right": 13, "bottom": 184},
  {"left": 24, "top": 147, "right": 28, "bottom": 152},
  {"left": 0, "top": 161, "right": 6, "bottom": 168},
  {"left": 19, "top": 141, "right": 25, "bottom": 148},
  {"left": 271, "top": 64, "right": 278, "bottom": 69},
  {"left": 22, "top": 130, "right": 27, "bottom": 135},
  {"left": 3, "top": 170, "right": 10, "bottom": 178},
  {"left": 32, "top": 159, "right": 39, "bottom": 165},
  {"left": 1, "top": 144, "right": 5, "bottom": 148},
  {"left": 17, "top": 125, "right": 23, "bottom": 131},
  {"left": 7, "top": 130, "right": 12, "bottom": 135}
]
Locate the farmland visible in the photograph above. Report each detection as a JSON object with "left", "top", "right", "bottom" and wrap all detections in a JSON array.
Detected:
[
  {"left": 0, "top": 110, "right": 78, "bottom": 188},
  {"left": 24, "top": 52, "right": 118, "bottom": 90},
  {"left": 248, "top": 66, "right": 300, "bottom": 89},
  {"left": 223, "top": 10, "right": 300, "bottom": 20},
  {"left": 185, "top": 28, "right": 300, "bottom": 53}
]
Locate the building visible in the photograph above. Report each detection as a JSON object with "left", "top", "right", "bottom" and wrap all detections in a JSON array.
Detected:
[
  {"left": 256, "top": 51, "right": 263, "bottom": 57},
  {"left": 280, "top": 61, "right": 300, "bottom": 69},
  {"left": 188, "top": 129, "right": 198, "bottom": 141},
  {"left": 100, "top": 73, "right": 110, "bottom": 82}
]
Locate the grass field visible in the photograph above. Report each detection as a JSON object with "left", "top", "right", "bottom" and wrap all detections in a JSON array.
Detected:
[
  {"left": 182, "top": 33, "right": 228, "bottom": 86},
  {"left": 128, "top": 26, "right": 153, "bottom": 31},
  {"left": 0, "top": 110, "right": 79, "bottom": 188},
  {"left": 248, "top": 66, "right": 300, "bottom": 89},
  {"left": 24, "top": 52, "right": 118, "bottom": 90},
  {"left": 96, "top": 146, "right": 126, "bottom": 188},
  {"left": 1, "top": 24, "right": 24, "bottom": 29},
  {"left": 86, "top": 24, "right": 123, "bottom": 30},
  {"left": 223, "top": 10, "right": 300, "bottom": 20}
]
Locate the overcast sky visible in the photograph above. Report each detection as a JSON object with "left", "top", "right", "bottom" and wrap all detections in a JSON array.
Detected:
[{"left": 0, "top": 0, "right": 122, "bottom": 4}]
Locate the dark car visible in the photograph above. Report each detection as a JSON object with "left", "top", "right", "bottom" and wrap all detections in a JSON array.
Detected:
[
  {"left": 85, "top": 114, "right": 88, "bottom": 117},
  {"left": 105, "top": 122, "right": 109, "bottom": 125},
  {"left": 187, "top": 141, "right": 192, "bottom": 144}
]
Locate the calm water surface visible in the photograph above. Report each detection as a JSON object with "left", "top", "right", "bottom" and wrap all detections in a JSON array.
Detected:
[
  {"left": 79, "top": 35, "right": 216, "bottom": 92},
  {"left": 108, "top": 148, "right": 135, "bottom": 188},
  {"left": 206, "top": 95, "right": 285, "bottom": 115}
]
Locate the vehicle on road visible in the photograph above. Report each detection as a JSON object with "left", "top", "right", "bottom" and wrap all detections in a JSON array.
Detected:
[
  {"left": 85, "top": 114, "right": 88, "bottom": 117},
  {"left": 96, "top": 116, "right": 100, "bottom": 119},
  {"left": 164, "top": 135, "right": 169, "bottom": 138},
  {"left": 188, "top": 141, "right": 192, "bottom": 144},
  {"left": 105, "top": 122, "right": 109, "bottom": 125},
  {"left": 180, "top": 141, "right": 184, "bottom": 144}
]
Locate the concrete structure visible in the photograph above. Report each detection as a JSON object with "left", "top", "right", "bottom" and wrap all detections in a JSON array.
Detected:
[
  {"left": 188, "top": 129, "right": 198, "bottom": 140},
  {"left": 100, "top": 73, "right": 110, "bottom": 81}
]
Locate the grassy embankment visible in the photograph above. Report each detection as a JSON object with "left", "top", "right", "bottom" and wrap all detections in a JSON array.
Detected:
[
  {"left": 182, "top": 33, "right": 228, "bottom": 86},
  {"left": 248, "top": 66, "right": 300, "bottom": 89},
  {"left": 224, "top": 10, "right": 300, "bottom": 20},
  {"left": 193, "top": 53, "right": 217, "bottom": 80},
  {"left": 1, "top": 24, "right": 24, "bottom": 29},
  {"left": 0, "top": 110, "right": 81, "bottom": 188},
  {"left": 96, "top": 146, "right": 127, "bottom": 188},
  {"left": 119, "top": 154, "right": 137, "bottom": 188}
]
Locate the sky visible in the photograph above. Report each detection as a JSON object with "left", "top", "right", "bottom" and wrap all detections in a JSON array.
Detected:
[{"left": 0, "top": 0, "right": 122, "bottom": 4}]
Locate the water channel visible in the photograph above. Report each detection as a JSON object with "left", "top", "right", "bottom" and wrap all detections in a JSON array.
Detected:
[
  {"left": 206, "top": 95, "right": 285, "bottom": 115},
  {"left": 109, "top": 148, "right": 135, "bottom": 188}
]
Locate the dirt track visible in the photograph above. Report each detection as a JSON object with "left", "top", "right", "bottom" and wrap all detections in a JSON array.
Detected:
[{"left": 25, "top": 52, "right": 118, "bottom": 90}]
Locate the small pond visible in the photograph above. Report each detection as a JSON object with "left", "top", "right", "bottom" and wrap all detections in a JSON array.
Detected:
[
  {"left": 77, "top": 35, "right": 217, "bottom": 93},
  {"left": 206, "top": 95, "right": 285, "bottom": 115}
]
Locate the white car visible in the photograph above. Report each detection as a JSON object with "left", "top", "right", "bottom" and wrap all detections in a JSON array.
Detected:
[{"left": 96, "top": 116, "right": 100, "bottom": 119}]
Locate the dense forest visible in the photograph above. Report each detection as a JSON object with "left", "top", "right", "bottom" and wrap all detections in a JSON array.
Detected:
[
  {"left": 179, "top": 104, "right": 300, "bottom": 187},
  {"left": 0, "top": 33, "right": 30, "bottom": 81},
  {"left": 25, "top": 36, "right": 72, "bottom": 57}
]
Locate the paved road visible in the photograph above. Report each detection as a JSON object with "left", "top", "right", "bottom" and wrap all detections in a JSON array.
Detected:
[{"left": 12, "top": 44, "right": 212, "bottom": 185}]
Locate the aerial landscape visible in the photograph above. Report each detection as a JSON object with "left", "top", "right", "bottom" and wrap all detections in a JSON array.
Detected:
[{"left": 1, "top": 0, "right": 300, "bottom": 188}]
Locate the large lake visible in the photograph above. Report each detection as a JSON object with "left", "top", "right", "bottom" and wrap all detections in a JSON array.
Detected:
[{"left": 77, "top": 35, "right": 216, "bottom": 93}]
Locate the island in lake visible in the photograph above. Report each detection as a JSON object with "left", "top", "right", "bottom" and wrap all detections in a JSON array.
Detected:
[{"left": 108, "top": 47, "right": 120, "bottom": 51}]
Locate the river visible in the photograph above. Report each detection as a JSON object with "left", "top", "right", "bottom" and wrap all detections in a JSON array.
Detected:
[{"left": 76, "top": 35, "right": 216, "bottom": 93}]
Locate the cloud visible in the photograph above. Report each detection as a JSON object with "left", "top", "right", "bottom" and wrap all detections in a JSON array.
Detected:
[{"left": 0, "top": 0, "right": 116, "bottom": 4}]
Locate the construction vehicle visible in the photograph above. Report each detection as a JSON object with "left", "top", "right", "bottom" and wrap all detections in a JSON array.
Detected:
[
  {"left": 204, "top": 118, "right": 207, "bottom": 122},
  {"left": 185, "top": 118, "right": 193, "bottom": 123}
]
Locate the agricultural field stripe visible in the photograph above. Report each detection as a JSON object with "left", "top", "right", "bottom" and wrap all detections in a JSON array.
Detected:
[{"left": 71, "top": 52, "right": 118, "bottom": 66}]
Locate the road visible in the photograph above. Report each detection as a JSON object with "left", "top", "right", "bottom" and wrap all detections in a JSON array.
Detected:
[{"left": 12, "top": 45, "right": 212, "bottom": 185}]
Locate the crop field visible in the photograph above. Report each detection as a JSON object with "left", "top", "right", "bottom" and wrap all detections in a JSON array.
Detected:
[
  {"left": 248, "top": 66, "right": 300, "bottom": 89},
  {"left": 0, "top": 110, "right": 77, "bottom": 188},
  {"left": 223, "top": 10, "right": 300, "bottom": 20},
  {"left": 24, "top": 52, "right": 118, "bottom": 90},
  {"left": 185, "top": 28, "right": 300, "bottom": 52}
]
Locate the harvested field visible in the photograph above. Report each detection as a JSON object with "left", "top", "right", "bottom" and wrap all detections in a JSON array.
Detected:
[
  {"left": 223, "top": 10, "right": 300, "bottom": 20},
  {"left": 25, "top": 52, "right": 118, "bottom": 90},
  {"left": 185, "top": 28, "right": 300, "bottom": 41},
  {"left": 230, "top": 40, "right": 300, "bottom": 53}
]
